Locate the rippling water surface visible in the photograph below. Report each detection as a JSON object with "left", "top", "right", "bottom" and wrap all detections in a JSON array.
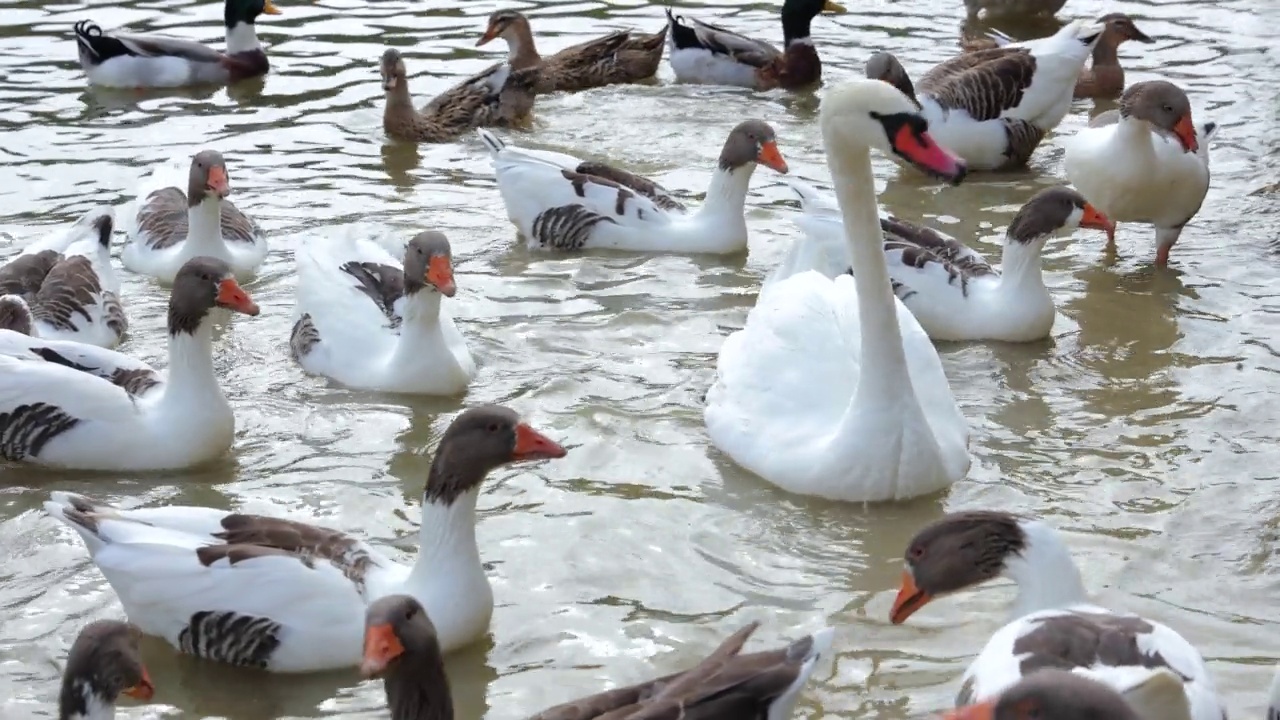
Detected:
[{"left": 1, "top": 0, "right": 1279, "bottom": 717}]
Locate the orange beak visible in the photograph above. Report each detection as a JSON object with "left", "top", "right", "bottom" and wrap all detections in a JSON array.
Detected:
[
  {"left": 756, "top": 140, "right": 789, "bottom": 174},
  {"left": 941, "top": 700, "right": 996, "bottom": 720},
  {"left": 426, "top": 255, "right": 456, "bottom": 297},
  {"left": 206, "top": 165, "right": 231, "bottom": 198},
  {"left": 215, "top": 278, "right": 260, "bottom": 316},
  {"left": 476, "top": 23, "right": 499, "bottom": 46},
  {"left": 890, "top": 125, "right": 967, "bottom": 185},
  {"left": 1080, "top": 202, "right": 1115, "bottom": 244},
  {"left": 361, "top": 623, "right": 405, "bottom": 678},
  {"left": 1173, "top": 114, "right": 1198, "bottom": 153},
  {"left": 262, "top": 0, "right": 282, "bottom": 15},
  {"left": 513, "top": 422, "right": 567, "bottom": 461},
  {"left": 889, "top": 569, "right": 931, "bottom": 624},
  {"left": 122, "top": 666, "right": 154, "bottom": 701}
]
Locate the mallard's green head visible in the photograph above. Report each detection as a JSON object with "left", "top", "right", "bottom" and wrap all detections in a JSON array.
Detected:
[{"left": 225, "top": 0, "right": 281, "bottom": 28}]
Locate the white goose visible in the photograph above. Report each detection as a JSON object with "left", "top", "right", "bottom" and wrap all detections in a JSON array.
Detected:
[
  {"left": 892, "top": 511, "right": 1225, "bottom": 720},
  {"left": 0, "top": 257, "right": 259, "bottom": 471},
  {"left": 122, "top": 150, "right": 268, "bottom": 283},
  {"left": 0, "top": 206, "right": 126, "bottom": 347},
  {"left": 787, "top": 181, "right": 1115, "bottom": 342},
  {"left": 865, "top": 20, "right": 1103, "bottom": 171},
  {"left": 704, "top": 78, "right": 971, "bottom": 503},
  {"left": 477, "top": 121, "right": 789, "bottom": 254},
  {"left": 44, "top": 405, "right": 568, "bottom": 673},
  {"left": 1064, "top": 80, "right": 1215, "bottom": 267},
  {"left": 290, "top": 230, "right": 475, "bottom": 396}
]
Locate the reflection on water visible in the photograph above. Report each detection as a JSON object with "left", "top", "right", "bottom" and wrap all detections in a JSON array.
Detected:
[{"left": 1, "top": 0, "right": 1280, "bottom": 717}]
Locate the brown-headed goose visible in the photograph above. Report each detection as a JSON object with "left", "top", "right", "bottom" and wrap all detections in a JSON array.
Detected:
[
  {"left": 361, "top": 594, "right": 834, "bottom": 720},
  {"left": 0, "top": 207, "right": 126, "bottom": 347},
  {"left": 866, "top": 20, "right": 1104, "bottom": 171},
  {"left": 44, "top": 405, "right": 567, "bottom": 673},
  {"left": 890, "top": 511, "right": 1224, "bottom": 720},
  {"left": 943, "top": 667, "right": 1194, "bottom": 720},
  {"left": 60, "top": 620, "right": 153, "bottom": 720},
  {"left": 122, "top": 150, "right": 267, "bottom": 284},
  {"left": 291, "top": 230, "right": 475, "bottom": 395},
  {"left": 786, "top": 181, "right": 1114, "bottom": 342},
  {"left": 1064, "top": 80, "right": 1217, "bottom": 267},
  {"left": 381, "top": 49, "right": 539, "bottom": 144},
  {"left": 477, "top": 120, "right": 788, "bottom": 254},
  {"left": 0, "top": 256, "right": 258, "bottom": 471}
]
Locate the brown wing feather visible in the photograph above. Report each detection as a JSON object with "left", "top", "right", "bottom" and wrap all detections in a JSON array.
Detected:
[
  {"left": 200, "top": 514, "right": 375, "bottom": 593},
  {"left": 30, "top": 256, "right": 106, "bottom": 333},
  {"left": 340, "top": 261, "right": 406, "bottom": 325},
  {"left": 576, "top": 161, "right": 686, "bottom": 212},
  {"left": 0, "top": 250, "right": 59, "bottom": 297},
  {"left": 137, "top": 187, "right": 259, "bottom": 248},
  {"left": 921, "top": 48, "right": 1038, "bottom": 122}
]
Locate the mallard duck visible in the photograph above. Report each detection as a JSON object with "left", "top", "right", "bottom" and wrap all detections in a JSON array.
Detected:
[
  {"left": 865, "top": 20, "right": 1103, "bottom": 171},
  {"left": 362, "top": 594, "right": 834, "bottom": 720},
  {"left": 59, "top": 620, "right": 154, "bottom": 718},
  {"left": 380, "top": 49, "right": 539, "bottom": 143},
  {"left": 73, "top": 0, "right": 282, "bottom": 88},
  {"left": 476, "top": 10, "right": 666, "bottom": 94},
  {"left": 665, "top": 0, "right": 846, "bottom": 91}
]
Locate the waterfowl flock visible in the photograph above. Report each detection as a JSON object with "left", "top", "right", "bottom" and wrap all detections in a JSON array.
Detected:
[{"left": 2, "top": 0, "right": 1260, "bottom": 718}]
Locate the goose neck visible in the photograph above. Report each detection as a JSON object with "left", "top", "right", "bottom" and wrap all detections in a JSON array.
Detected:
[
  {"left": 384, "top": 655, "right": 454, "bottom": 720},
  {"left": 696, "top": 163, "right": 755, "bottom": 217},
  {"left": 997, "top": 235, "right": 1048, "bottom": 293},
  {"left": 407, "top": 488, "right": 483, "bottom": 594},
  {"left": 1003, "top": 520, "right": 1088, "bottom": 618},
  {"left": 160, "top": 320, "right": 223, "bottom": 408},
  {"left": 187, "top": 197, "right": 228, "bottom": 253}
]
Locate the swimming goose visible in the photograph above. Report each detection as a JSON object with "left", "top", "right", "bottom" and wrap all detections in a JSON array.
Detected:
[
  {"left": 866, "top": 20, "right": 1104, "bottom": 171},
  {"left": 0, "top": 207, "right": 126, "bottom": 347},
  {"left": 665, "top": 0, "right": 847, "bottom": 90},
  {"left": 74, "top": 0, "right": 282, "bottom": 89},
  {"left": 362, "top": 594, "right": 834, "bottom": 720},
  {"left": 788, "top": 182, "right": 1114, "bottom": 342},
  {"left": 891, "top": 511, "right": 1224, "bottom": 720},
  {"left": 59, "top": 620, "right": 154, "bottom": 720},
  {"left": 704, "top": 79, "right": 971, "bottom": 502},
  {"left": 0, "top": 257, "right": 259, "bottom": 471},
  {"left": 291, "top": 230, "right": 475, "bottom": 395},
  {"left": 477, "top": 120, "right": 788, "bottom": 254},
  {"left": 381, "top": 49, "right": 539, "bottom": 144},
  {"left": 1063, "top": 80, "right": 1214, "bottom": 267},
  {"left": 122, "top": 150, "right": 268, "bottom": 284},
  {"left": 944, "top": 667, "right": 1194, "bottom": 720},
  {"left": 476, "top": 10, "right": 666, "bottom": 94},
  {"left": 44, "top": 405, "right": 567, "bottom": 673}
]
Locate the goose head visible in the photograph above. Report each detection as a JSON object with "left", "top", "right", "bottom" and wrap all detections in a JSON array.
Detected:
[
  {"left": 1007, "top": 186, "right": 1115, "bottom": 246},
  {"left": 944, "top": 669, "right": 1149, "bottom": 720},
  {"left": 1120, "top": 80, "right": 1198, "bottom": 153},
  {"left": 58, "top": 620, "right": 153, "bottom": 720},
  {"left": 188, "top": 150, "right": 230, "bottom": 204},
  {"left": 404, "top": 231, "right": 456, "bottom": 298},
  {"left": 719, "top": 119, "right": 789, "bottom": 174},
  {"left": 821, "top": 78, "right": 967, "bottom": 184},
  {"left": 168, "top": 256, "right": 260, "bottom": 335}
]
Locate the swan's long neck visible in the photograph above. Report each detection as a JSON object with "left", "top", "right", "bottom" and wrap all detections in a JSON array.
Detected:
[
  {"left": 160, "top": 321, "right": 224, "bottom": 410},
  {"left": 1002, "top": 520, "right": 1088, "bottom": 618},
  {"left": 187, "top": 197, "right": 228, "bottom": 254},
  {"left": 225, "top": 21, "right": 263, "bottom": 54},
  {"left": 825, "top": 143, "right": 912, "bottom": 404},
  {"left": 695, "top": 163, "right": 757, "bottom": 218},
  {"left": 997, "top": 236, "right": 1048, "bottom": 294}
]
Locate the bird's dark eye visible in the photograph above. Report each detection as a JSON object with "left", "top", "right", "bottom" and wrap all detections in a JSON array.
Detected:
[
  {"left": 487, "top": 423, "right": 500, "bottom": 432},
  {"left": 1162, "top": 104, "right": 1174, "bottom": 113},
  {"left": 404, "top": 606, "right": 416, "bottom": 620},
  {"left": 909, "top": 546, "right": 925, "bottom": 560}
]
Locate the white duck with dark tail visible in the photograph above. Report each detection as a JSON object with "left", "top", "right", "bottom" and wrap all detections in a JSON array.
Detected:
[
  {"left": 122, "top": 150, "right": 268, "bottom": 284},
  {"left": 290, "top": 230, "right": 475, "bottom": 395},
  {"left": 44, "top": 406, "right": 568, "bottom": 673},
  {"left": 58, "top": 620, "right": 154, "bottom": 720},
  {"left": 478, "top": 120, "right": 789, "bottom": 254},
  {"left": 0, "top": 256, "right": 260, "bottom": 471},
  {"left": 0, "top": 206, "right": 127, "bottom": 348}
]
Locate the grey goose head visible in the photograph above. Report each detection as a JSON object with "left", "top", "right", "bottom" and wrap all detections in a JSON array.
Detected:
[
  {"left": 943, "top": 669, "right": 1147, "bottom": 720},
  {"left": 0, "top": 294, "right": 35, "bottom": 337},
  {"left": 423, "top": 405, "right": 567, "bottom": 507},
  {"left": 864, "top": 51, "right": 919, "bottom": 109},
  {"left": 1119, "top": 80, "right": 1198, "bottom": 153},
  {"left": 362, "top": 595, "right": 453, "bottom": 720},
  {"left": 59, "top": 620, "right": 153, "bottom": 720},
  {"left": 380, "top": 48, "right": 407, "bottom": 92},
  {"left": 1008, "top": 186, "right": 1114, "bottom": 245},
  {"left": 404, "top": 231, "right": 456, "bottom": 298},
  {"left": 187, "top": 150, "right": 231, "bottom": 207},
  {"left": 475, "top": 9, "right": 528, "bottom": 47},
  {"left": 168, "top": 256, "right": 261, "bottom": 335},
  {"left": 718, "top": 119, "right": 789, "bottom": 174}
]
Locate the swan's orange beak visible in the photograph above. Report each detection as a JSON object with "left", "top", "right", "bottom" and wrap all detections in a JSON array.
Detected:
[
  {"left": 891, "top": 125, "right": 966, "bottom": 185},
  {"left": 122, "top": 667, "right": 154, "bottom": 700},
  {"left": 1080, "top": 203, "right": 1115, "bottom": 244},
  {"left": 513, "top": 423, "right": 567, "bottom": 461},
  {"left": 942, "top": 700, "right": 996, "bottom": 720},
  {"left": 890, "top": 569, "right": 931, "bottom": 624},
  {"left": 1173, "top": 114, "right": 1198, "bottom": 153},
  {"left": 216, "top": 278, "right": 260, "bottom": 316},
  {"left": 757, "top": 140, "right": 789, "bottom": 174},
  {"left": 361, "top": 623, "right": 405, "bottom": 678},
  {"left": 426, "top": 255, "right": 456, "bottom": 297}
]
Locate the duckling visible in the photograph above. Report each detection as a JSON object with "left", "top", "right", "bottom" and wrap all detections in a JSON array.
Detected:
[{"left": 380, "top": 49, "right": 539, "bottom": 143}]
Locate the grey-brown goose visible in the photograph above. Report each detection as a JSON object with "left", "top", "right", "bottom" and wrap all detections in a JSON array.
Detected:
[
  {"left": 963, "top": 0, "right": 1066, "bottom": 20},
  {"left": 381, "top": 48, "right": 539, "bottom": 143},
  {"left": 865, "top": 19, "right": 1103, "bottom": 171},
  {"left": 361, "top": 594, "right": 834, "bottom": 720},
  {"left": 59, "top": 620, "right": 153, "bottom": 720},
  {"left": 943, "top": 668, "right": 1192, "bottom": 720}
]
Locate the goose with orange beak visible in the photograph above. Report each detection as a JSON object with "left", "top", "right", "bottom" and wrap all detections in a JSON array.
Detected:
[
  {"left": 59, "top": 620, "right": 155, "bottom": 718},
  {"left": 1064, "top": 80, "right": 1217, "bottom": 267},
  {"left": 291, "top": 229, "right": 475, "bottom": 395}
]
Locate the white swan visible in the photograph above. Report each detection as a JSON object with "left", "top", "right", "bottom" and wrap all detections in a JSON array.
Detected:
[{"left": 704, "top": 78, "right": 972, "bottom": 502}]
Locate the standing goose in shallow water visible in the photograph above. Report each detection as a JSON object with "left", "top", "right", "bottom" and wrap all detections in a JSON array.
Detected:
[
  {"left": 787, "top": 182, "right": 1114, "bottom": 342},
  {"left": 891, "top": 511, "right": 1225, "bottom": 720},
  {"left": 380, "top": 49, "right": 539, "bottom": 143},
  {"left": 0, "top": 256, "right": 259, "bottom": 471},
  {"left": 361, "top": 594, "right": 834, "bottom": 720},
  {"left": 59, "top": 620, "right": 154, "bottom": 719},
  {"left": 704, "top": 79, "right": 971, "bottom": 503},
  {"left": 1063, "top": 80, "right": 1215, "bottom": 267},
  {"left": 478, "top": 120, "right": 789, "bottom": 254},
  {"left": 291, "top": 230, "right": 475, "bottom": 395},
  {"left": 866, "top": 20, "right": 1104, "bottom": 171},
  {"left": 44, "top": 406, "right": 567, "bottom": 673},
  {"left": 0, "top": 206, "right": 126, "bottom": 348},
  {"left": 665, "top": 0, "right": 847, "bottom": 91},
  {"left": 122, "top": 150, "right": 268, "bottom": 284},
  {"left": 73, "top": 0, "right": 282, "bottom": 88}
]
